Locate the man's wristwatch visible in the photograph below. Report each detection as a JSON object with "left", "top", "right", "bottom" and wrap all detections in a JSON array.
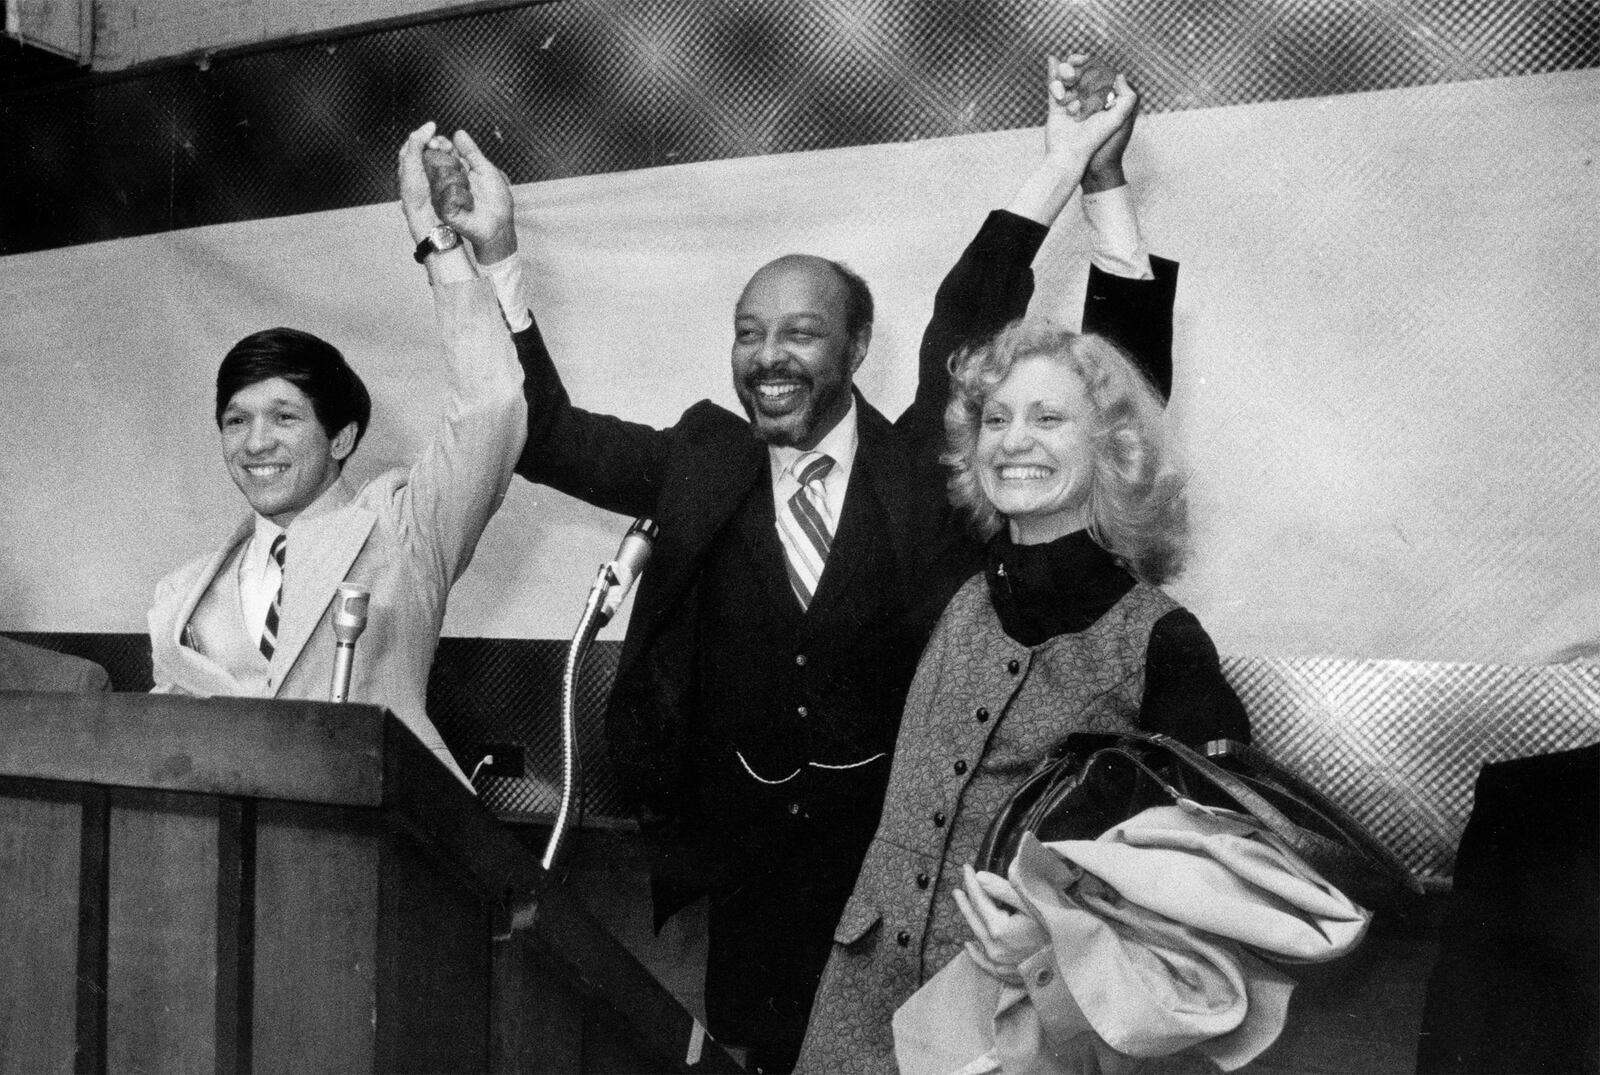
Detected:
[{"left": 413, "top": 223, "right": 462, "bottom": 264}]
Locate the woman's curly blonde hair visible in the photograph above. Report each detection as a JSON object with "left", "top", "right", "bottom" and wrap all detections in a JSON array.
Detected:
[{"left": 942, "top": 320, "right": 1188, "bottom": 585}]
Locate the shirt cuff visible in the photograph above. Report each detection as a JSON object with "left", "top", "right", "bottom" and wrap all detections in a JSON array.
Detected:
[
  {"left": 1018, "top": 946, "right": 1094, "bottom": 1047},
  {"left": 480, "top": 252, "right": 533, "bottom": 332},
  {"left": 1082, "top": 185, "right": 1154, "bottom": 282}
]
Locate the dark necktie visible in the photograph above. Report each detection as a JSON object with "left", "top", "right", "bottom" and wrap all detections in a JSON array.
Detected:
[{"left": 259, "top": 533, "right": 286, "bottom": 660}]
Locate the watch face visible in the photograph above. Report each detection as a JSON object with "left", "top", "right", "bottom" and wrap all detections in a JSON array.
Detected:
[{"left": 429, "top": 224, "right": 461, "bottom": 251}]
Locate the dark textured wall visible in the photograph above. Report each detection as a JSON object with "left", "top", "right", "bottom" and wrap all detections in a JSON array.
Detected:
[{"left": 3, "top": 0, "right": 1596, "bottom": 254}]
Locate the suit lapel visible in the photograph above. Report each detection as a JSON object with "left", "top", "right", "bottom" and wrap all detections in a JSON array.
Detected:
[
  {"left": 734, "top": 466, "right": 807, "bottom": 621},
  {"left": 157, "top": 519, "right": 256, "bottom": 695},
  {"left": 271, "top": 480, "right": 375, "bottom": 683},
  {"left": 852, "top": 397, "right": 927, "bottom": 587},
  {"left": 805, "top": 397, "right": 919, "bottom": 618},
  {"left": 799, "top": 454, "right": 873, "bottom": 627},
  {"left": 643, "top": 433, "right": 767, "bottom": 632},
  {"left": 176, "top": 520, "right": 252, "bottom": 644}
]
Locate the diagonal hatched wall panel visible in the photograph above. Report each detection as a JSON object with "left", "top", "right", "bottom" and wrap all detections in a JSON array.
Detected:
[{"left": 4, "top": 0, "right": 1597, "bottom": 254}]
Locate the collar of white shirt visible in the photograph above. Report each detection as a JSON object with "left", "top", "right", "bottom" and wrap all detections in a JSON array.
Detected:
[
  {"left": 244, "top": 515, "right": 287, "bottom": 583},
  {"left": 767, "top": 395, "right": 859, "bottom": 519}
]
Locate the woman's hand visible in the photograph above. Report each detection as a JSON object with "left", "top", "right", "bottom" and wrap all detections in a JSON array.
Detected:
[
  {"left": 1042, "top": 54, "right": 1134, "bottom": 170},
  {"left": 953, "top": 864, "right": 1049, "bottom": 986},
  {"left": 1006, "top": 53, "right": 1138, "bottom": 225}
]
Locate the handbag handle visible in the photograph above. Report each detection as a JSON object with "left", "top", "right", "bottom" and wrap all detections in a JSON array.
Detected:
[
  {"left": 1144, "top": 732, "right": 1421, "bottom": 896},
  {"left": 1203, "top": 737, "right": 1422, "bottom": 892},
  {"left": 1144, "top": 733, "right": 1310, "bottom": 846}
]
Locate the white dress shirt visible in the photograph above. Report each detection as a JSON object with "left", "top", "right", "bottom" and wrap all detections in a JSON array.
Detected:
[
  {"left": 237, "top": 515, "right": 287, "bottom": 643},
  {"left": 767, "top": 396, "right": 859, "bottom": 527}
]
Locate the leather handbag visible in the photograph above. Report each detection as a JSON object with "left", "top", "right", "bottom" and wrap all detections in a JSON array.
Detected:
[{"left": 976, "top": 731, "right": 1423, "bottom": 913}]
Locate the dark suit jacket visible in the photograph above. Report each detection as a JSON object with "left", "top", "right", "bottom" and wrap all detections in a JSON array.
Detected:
[{"left": 513, "top": 210, "right": 1177, "bottom": 848}]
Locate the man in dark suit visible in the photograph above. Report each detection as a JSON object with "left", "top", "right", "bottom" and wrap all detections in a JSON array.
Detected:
[{"left": 445, "top": 58, "right": 1176, "bottom": 1071}]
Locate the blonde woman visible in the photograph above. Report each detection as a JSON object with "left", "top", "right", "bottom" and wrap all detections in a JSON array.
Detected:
[{"left": 795, "top": 320, "right": 1250, "bottom": 1072}]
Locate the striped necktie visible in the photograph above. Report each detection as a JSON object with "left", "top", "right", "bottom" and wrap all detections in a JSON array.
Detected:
[
  {"left": 259, "top": 534, "right": 286, "bottom": 660},
  {"left": 778, "top": 452, "right": 835, "bottom": 610}
]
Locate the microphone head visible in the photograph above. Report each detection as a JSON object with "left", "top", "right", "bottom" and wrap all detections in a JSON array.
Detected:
[
  {"left": 601, "top": 518, "right": 658, "bottom": 621},
  {"left": 332, "top": 583, "right": 371, "bottom": 644},
  {"left": 614, "top": 520, "right": 658, "bottom": 579}
]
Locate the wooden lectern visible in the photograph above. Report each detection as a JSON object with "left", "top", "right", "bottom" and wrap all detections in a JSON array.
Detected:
[{"left": 0, "top": 692, "right": 739, "bottom": 1074}]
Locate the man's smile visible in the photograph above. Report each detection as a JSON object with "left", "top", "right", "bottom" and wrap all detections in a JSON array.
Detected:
[
  {"left": 751, "top": 378, "right": 809, "bottom": 413},
  {"left": 242, "top": 463, "right": 289, "bottom": 478}
]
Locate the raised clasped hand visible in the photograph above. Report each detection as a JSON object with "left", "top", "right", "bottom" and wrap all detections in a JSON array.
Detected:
[
  {"left": 437, "top": 129, "right": 516, "bottom": 262},
  {"left": 398, "top": 122, "right": 518, "bottom": 263},
  {"left": 1043, "top": 53, "right": 1138, "bottom": 173}
]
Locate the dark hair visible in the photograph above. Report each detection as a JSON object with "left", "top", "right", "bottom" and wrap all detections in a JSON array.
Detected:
[
  {"left": 827, "top": 259, "right": 874, "bottom": 341},
  {"left": 215, "top": 328, "right": 371, "bottom": 452}
]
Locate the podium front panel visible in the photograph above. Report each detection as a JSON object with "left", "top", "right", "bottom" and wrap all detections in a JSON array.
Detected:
[
  {"left": 106, "top": 790, "right": 222, "bottom": 1073},
  {"left": 0, "top": 785, "right": 81, "bottom": 1074}
]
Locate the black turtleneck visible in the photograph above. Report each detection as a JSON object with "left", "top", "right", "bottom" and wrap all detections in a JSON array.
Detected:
[{"left": 984, "top": 528, "right": 1251, "bottom": 745}]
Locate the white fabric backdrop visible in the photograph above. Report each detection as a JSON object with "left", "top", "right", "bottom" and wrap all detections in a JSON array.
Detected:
[{"left": 2, "top": 68, "right": 1597, "bottom": 662}]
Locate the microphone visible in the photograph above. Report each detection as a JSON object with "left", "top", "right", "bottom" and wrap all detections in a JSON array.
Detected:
[
  {"left": 598, "top": 518, "right": 659, "bottom": 625},
  {"left": 542, "top": 518, "right": 658, "bottom": 874},
  {"left": 330, "top": 582, "right": 370, "bottom": 703}
]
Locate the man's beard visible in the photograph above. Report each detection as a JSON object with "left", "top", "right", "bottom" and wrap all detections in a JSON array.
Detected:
[{"left": 740, "top": 371, "right": 848, "bottom": 449}]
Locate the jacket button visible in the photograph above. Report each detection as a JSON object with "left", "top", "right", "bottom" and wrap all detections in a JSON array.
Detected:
[
  {"left": 953, "top": 760, "right": 968, "bottom": 775},
  {"left": 896, "top": 931, "right": 911, "bottom": 947},
  {"left": 932, "top": 812, "right": 946, "bottom": 828},
  {"left": 974, "top": 707, "right": 989, "bottom": 723},
  {"left": 787, "top": 802, "right": 801, "bottom": 816},
  {"left": 915, "top": 872, "right": 930, "bottom": 889},
  {"left": 795, "top": 653, "right": 807, "bottom": 666},
  {"left": 796, "top": 705, "right": 808, "bottom": 718},
  {"left": 1035, "top": 967, "right": 1054, "bottom": 987},
  {"left": 1007, "top": 659, "right": 1021, "bottom": 674}
]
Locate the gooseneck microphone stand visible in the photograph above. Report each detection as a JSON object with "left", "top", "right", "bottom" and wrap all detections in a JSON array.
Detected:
[{"left": 541, "top": 519, "right": 658, "bottom": 874}]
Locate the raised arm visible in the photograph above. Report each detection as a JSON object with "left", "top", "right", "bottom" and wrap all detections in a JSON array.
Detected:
[
  {"left": 905, "top": 55, "right": 1138, "bottom": 431},
  {"left": 1005, "top": 54, "right": 1138, "bottom": 227},
  {"left": 1059, "top": 60, "right": 1181, "bottom": 399},
  {"left": 441, "top": 129, "right": 673, "bottom": 521},
  {"left": 389, "top": 122, "right": 527, "bottom": 584}
]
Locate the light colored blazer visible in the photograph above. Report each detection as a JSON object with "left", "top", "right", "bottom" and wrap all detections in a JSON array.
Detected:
[{"left": 148, "top": 279, "right": 526, "bottom": 786}]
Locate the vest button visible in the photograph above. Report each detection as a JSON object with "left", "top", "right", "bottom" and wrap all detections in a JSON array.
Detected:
[
  {"left": 896, "top": 931, "right": 911, "bottom": 947},
  {"left": 932, "top": 812, "right": 946, "bottom": 828},
  {"left": 797, "top": 705, "right": 808, "bottom": 718},
  {"left": 1035, "top": 967, "right": 1054, "bottom": 987},
  {"left": 915, "top": 872, "right": 930, "bottom": 889},
  {"left": 795, "top": 653, "right": 807, "bottom": 667},
  {"left": 974, "top": 707, "right": 989, "bottom": 722},
  {"left": 1007, "top": 659, "right": 1021, "bottom": 674},
  {"left": 953, "top": 760, "right": 968, "bottom": 775},
  {"left": 787, "top": 802, "right": 801, "bottom": 816}
]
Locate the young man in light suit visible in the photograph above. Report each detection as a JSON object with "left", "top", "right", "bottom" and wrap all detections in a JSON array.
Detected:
[{"left": 147, "top": 122, "right": 527, "bottom": 787}]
